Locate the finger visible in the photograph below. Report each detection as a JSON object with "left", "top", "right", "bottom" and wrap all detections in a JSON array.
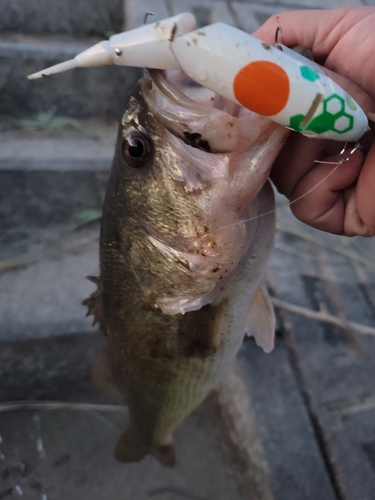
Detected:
[
  {"left": 270, "top": 133, "right": 338, "bottom": 198},
  {"left": 356, "top": 139, "right": 375, "bottom": 234},
  {"left": 288, "top": 148, "right": 364, "bottom": 234},
  {"left": 253, "top": 8, "right": 375, "bottom": 103},
  {"left": 253, "top": 8, "right": 372, "bottom": 62}
]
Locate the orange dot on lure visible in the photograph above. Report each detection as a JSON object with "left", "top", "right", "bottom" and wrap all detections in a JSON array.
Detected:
[{"left": 233, "top": 61, "right": 290, "bottom": 116}]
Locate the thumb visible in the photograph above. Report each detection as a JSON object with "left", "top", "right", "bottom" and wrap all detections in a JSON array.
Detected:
[{"left": 253, "top": 7, "right": 375, "bottom": 106}]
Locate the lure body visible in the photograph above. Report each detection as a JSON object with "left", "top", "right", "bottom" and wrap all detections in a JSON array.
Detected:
[{"left": 28, "top": 13, "right": 368, "bottom": 142}]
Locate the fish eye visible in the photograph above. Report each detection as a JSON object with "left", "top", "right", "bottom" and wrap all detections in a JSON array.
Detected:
[{"left": 122, "top": 130, "right": 151, "bottom": 168}]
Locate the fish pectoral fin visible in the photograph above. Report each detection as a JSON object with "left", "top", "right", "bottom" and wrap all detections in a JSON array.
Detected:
[
  {"left": 83, "top": 275, "right": 107, "bottom": 335},
  {"left": 245, "top": 283, "right": 275, "bottom": 353}
]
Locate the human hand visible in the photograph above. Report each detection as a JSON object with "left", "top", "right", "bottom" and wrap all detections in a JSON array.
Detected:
[{"left": 253, "top": 7, "right": 375, "bottom": 236}]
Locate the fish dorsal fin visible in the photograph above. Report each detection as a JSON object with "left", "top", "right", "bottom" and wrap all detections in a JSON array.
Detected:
[
  {"left": 82, "top": 275, "right": 107, "bottom": 335},
  {"left": 245, "top": 283, "right": 275, "bottom": 353}
]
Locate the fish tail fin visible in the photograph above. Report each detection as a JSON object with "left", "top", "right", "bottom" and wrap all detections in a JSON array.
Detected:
[
  {"left": 114, "top": 428, "right": 176, "bottom": 468},
  {"left": 114, "top": 428, "right": 149, "bottom": 463},
  {"left": 152, "top": 443, "right": 176, "bottom": 468}
]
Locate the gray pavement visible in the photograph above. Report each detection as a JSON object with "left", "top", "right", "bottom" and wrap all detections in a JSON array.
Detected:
[
  {"left": 0, "top": 395, "right": 244, "bottom": 500},
  {"left": 0, "top": 0, "right": 124, "bottom": 35},
  {"left": 1, "top": 0, "right": 375, "bottom": 498}
]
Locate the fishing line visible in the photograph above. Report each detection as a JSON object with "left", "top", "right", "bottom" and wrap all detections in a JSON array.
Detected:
[{"left": 215, "top": 141, "right": 361, "bottom": 231}]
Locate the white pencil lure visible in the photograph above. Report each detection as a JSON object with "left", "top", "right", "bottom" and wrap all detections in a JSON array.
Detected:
[{"left": 28, "top": 13, "right": 368, "bottom": 141}]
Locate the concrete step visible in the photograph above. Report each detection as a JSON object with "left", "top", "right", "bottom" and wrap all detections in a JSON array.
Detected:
[
  {"left": 0, "top": 126, "right": 114, "bottom": 341},
  {"left": 0, "top": 0, "right": 124, "bottom": 37},
  {"left": 0, "top": 33, "right": 141, "bottom": 120},
  {"left": 0, "top": 220, "right": 101, "bottom": 341},
  {"left": 0, "top": 127, "right": 115, "bottom": 230},
  {"left": 0, "top": 168, "right": 107, "bottom": 230},
  {"left": 0, "top": 126, "right": 116, "bottom": 169}
]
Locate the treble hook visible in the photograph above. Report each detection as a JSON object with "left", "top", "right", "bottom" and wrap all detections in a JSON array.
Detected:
[
  {"left": 314, "top": 141, "right": 362, "bottom": 165},
  {"left": 275, "top": 26, "right": 284, "bottom": 49},
  {"left": 144, "top": 12, "right": 155, "bottom": 25}
]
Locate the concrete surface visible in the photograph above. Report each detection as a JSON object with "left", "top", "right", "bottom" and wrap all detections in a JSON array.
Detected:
[
  {"left": 0, "top": 248, "right": 99, "bottom": 340},
  {"left": 0, "top": 34, "right": 141, "bottom": 120},
  {"left": 1, "top": 0, "right": 375, "bottom": 498},
  {"left": 0, "top": 170, "right": 107, "bottom": 229},
  {"left": 0, "top": 128, "right": 116, "bottom": 171},
  {"left": 0, "top": 0, "right": 124, "bottom": 36},
  {"left": 0, "top": 334, "right": 245, "bottom": 500}
]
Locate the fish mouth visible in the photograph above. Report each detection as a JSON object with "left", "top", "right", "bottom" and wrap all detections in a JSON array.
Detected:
[
  {"left": 142, "top": 69, "right": 278, "bottom": 197},
  {"left": 138, "top": 69, "right": 287, "bottom": 315},
  {"left": 142, "top": 69, "right": 271, "bottom": 155}
]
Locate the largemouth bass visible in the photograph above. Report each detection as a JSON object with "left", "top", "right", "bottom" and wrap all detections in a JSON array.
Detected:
[{"left": 84, "top": 69, "right": 288, "bottom": 467}]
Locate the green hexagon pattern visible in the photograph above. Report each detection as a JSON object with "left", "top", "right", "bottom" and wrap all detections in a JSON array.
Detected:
[{"left": 289, "top": 93, "right": 354, "bottom": 134}]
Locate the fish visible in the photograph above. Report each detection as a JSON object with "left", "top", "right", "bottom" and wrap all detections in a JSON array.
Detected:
[{"left": 83, "top": 69, "right": 288, "bottom": 467}]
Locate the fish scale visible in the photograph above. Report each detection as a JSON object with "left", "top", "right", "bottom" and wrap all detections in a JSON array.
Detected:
[{"left": 84, "top": 71, "right": 285, "bottom": 466}]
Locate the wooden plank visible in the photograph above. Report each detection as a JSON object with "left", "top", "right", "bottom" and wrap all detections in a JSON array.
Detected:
[
  {"left": 270, "top": 224, "right": 375, "bottom": 404},
  {"left": 269, "top": 211, "right": 375, "bottom": 500},
  {"left": 235, "top": 339, "right": 337, "bottom": 500},
  {"left": 325, "top": 408, "right": 375, "bottom": 500}
]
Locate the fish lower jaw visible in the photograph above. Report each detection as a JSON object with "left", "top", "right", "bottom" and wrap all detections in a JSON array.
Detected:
[{"left": 155, "top": 293, "right": 214, "bottom": 315}]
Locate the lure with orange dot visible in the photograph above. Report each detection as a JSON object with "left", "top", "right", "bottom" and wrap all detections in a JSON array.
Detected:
[
  {"left": 28, "top": 13, "right": 368, "bottom": 141},
  {"left": 171, "top": 22, "right": 368, "bottom": 141}
]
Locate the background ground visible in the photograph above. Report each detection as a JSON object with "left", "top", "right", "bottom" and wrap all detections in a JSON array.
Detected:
[{"left": 1, "top": 0, "right": 375, "bottom": 499}]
